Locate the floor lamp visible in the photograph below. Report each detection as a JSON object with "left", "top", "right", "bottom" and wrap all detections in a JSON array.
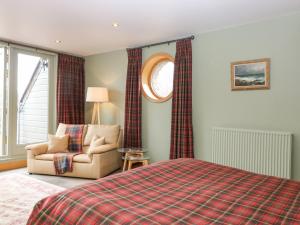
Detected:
[{"left": 86, "top": 87, "right": 109, "bottom": 125}]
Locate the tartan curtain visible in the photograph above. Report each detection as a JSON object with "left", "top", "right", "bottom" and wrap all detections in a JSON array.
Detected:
[
  {"left": 124, "top": 48, "right": 142, "bottom": 148},
  {"left": 170, "top": 39, "right": 194, "bottom": 159},
  {"left": 57, "top": 54, "right": 85, "bottom": 124}
]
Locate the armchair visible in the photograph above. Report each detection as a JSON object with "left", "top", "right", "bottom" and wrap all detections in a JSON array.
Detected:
[{"left": 25, "top": 124, "right": 122, "bottom": 179}]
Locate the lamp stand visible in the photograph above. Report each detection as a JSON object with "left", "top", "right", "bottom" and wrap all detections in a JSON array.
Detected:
[{"left": 91, "top": 102, "right": 101, "bottom": 125}]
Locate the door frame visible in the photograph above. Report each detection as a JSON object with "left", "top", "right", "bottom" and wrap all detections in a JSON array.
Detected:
[
  {"left": 0, "top": 44, "right": 8, "bottom": 158},
  {"left": 8, "top": 47, "right": 57, "bottom": 158}
]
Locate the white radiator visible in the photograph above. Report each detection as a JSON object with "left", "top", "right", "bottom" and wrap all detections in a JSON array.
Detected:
[{"left": 211, "top": 127, "right": 292, "bottom": 179}]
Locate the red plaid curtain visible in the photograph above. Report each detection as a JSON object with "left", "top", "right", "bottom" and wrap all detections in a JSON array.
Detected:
[
  {"left": 124, "top": 48, "right": 142, "bottom": 148},
  {"left": 57, "top": 54, "right": 85, "bottom": 124},
  {"left": 170, "top": 39, "right": 194, "bottom": 159}
]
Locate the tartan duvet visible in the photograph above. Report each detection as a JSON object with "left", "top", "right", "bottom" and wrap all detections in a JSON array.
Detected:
[{"left": 27, "top": 159, "right": 300, "bottom": 225}]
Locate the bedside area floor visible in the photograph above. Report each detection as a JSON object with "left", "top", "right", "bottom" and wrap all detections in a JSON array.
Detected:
[
  {"left": 0, "top": 167, "right": 121, "bottom": 224},
  {"left": 1, "top": 168, "right": 101, "bottom": 188}
]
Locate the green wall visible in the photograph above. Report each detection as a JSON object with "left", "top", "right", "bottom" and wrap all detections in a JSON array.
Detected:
[{"left": 85, "top": 13, "right": 300, "bottom": 180}]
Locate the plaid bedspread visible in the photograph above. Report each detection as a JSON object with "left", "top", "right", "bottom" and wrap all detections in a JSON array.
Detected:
[
  {"left": 53, "top": 153, "right": 78, "bottom": 175},
  {"left": 27, "top": 159, "right": 300, "bottom": 225}
]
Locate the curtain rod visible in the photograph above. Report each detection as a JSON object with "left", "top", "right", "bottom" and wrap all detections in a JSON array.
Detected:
[
  {"left": 0, "top": 38, "right": 83, "bottom": 58},
  {"left": 127, "top": 35, "right": 195, "bottom": 50}
]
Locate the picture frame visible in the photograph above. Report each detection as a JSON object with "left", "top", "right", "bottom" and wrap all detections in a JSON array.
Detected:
[{"left": 231, "top": 58, "right": 270, "bottom": 90}]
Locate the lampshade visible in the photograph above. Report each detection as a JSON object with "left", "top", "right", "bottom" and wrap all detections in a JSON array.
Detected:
[{"left": 86, "top": 87, "right": 109, "bottom": 102}]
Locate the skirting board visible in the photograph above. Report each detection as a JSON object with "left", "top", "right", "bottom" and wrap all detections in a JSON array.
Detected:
[{"left": 0, "top": 160, "right": 27, "bottom": 171}]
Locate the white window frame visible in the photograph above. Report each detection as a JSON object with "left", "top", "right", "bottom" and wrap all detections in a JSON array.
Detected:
[
  {"left": 0, "top": 43, "right": 8, "bottom": 159},
  {"left": 4, "top": 46, "right": 57, "bottom": 159}
]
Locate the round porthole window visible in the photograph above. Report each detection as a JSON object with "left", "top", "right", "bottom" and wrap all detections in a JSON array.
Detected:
[{"left": 141, "top": 53, "right": 174, "bottom": 102}]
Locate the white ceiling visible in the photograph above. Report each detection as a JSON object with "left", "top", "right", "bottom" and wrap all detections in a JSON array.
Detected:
[{"left": 1, "top": 0, "right": 300, "bottom": 56}]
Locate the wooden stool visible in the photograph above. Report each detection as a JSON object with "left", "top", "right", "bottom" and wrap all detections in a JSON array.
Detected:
[{"left": 127, "top": 156, "right": 150, "bottom": 170}]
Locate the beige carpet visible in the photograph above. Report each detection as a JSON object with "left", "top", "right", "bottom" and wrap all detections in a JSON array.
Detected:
[
  {"left": 0, "top": 174, "right": 64, "bottom": 225},
  {"left": 0, "top": 168, "right": 94, "bottom": 188}
]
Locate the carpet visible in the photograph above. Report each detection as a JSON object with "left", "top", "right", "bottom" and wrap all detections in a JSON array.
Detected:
[{"left": 0, "top": 174, "right": 65, "bottom": 225}]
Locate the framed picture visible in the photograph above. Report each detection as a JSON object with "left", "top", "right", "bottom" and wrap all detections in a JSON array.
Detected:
[{"left": 231, "top": 58, "right": 270, "bottom": 90}]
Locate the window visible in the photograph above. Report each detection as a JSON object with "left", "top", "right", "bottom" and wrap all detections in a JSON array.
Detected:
[
  {"left": 5, "top": 47, "right": 56, "bottom": 157},
  {"left": 0, "top": 45, "right": 55, "bottom": 159},
  {"left": 17, "top": 53, "right": 49, "bottom": 144},
  {"left": 141, "top": 53, "right": 174, "bottom": 102}
]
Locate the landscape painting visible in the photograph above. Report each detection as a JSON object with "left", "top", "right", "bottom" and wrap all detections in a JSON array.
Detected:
[{"left": 231, "top": 58, "right": 270, "bottom": 90}]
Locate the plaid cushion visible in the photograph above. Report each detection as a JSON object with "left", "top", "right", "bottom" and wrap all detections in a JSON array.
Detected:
[
  {"left": 27, "top": 159, "right": 300, "bottom": 225},
  {"left": 65, "top": 124, "right": 84, "bottom": 152}
]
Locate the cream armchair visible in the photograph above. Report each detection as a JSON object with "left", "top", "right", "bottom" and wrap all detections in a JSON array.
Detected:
[{"left": 26, "top": 124, "right": 122, "bottom": 179}]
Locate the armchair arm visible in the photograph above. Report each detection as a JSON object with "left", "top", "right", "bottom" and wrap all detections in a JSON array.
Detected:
[
  {"left": 88, "top": 144, "right": 118, "bottom": 157},
  {"left": 25, "top": 142, "right": 48, "bottom": 156}
]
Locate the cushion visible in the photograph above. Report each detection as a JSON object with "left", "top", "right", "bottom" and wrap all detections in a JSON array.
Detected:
[
  {"left": 73, "top": 154, "right": 92, "bottom": 163},
  {"left": 87, "top": 144, "right": 118, "bottom": 156},
  {"left": 65, "top": 124, "right": 85, "bottom": 152},
  {"left": 90, "top": 135, "right": 105, "bottom": 148},
  {"left": 35, "top": 153, "right": 54, "bottom": 161},
  {"left": 35, "top": 153, "right": 91, "bottom": 163},
  {"left": 56, "top": 123, "right": 67, "bottom": 136},
  {"left": 47, "top": 134, "right": 69, "bottom": 153},
  {"left": 56, "top": 123, "right": 87, "bottom": 145},
  {"left": 87, "top": 135, "right": 105, "bottom": 155},
  {"left": 82, "top": 145, "right": 89, "bottom": 154},
  {"left": 84, "top": 125, "right": 120, "bottom": 145}
]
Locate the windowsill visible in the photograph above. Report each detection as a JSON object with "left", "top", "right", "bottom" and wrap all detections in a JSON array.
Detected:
[
  {"left": 0, "top": 155, "right": 26, "bottom": 163},
  {"left": 0, "top": 157, "right": 14, "bottom": 162},
  {"left": 0, "top": 157, "right": 27, "bottom": 171}
]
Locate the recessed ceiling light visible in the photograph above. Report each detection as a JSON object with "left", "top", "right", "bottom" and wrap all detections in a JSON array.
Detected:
[
  {"left": 112, "top": 22, "right": 119, "bottom": 28},
  {"left": 55, "top": 40, "right": 62, "bottom": 44}
]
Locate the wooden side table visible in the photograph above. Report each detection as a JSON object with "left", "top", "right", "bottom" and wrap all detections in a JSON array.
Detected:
[
  {"left": 117, "top": 148, "right": 148, "bottom": 171},
  {"left": 127, "top": 156, "right": 150, "bottom": 170}
]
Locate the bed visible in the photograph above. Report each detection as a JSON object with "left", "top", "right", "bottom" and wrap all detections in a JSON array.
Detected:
[{"left": 27, "top": 158, "right": 300, "bottom": 224}]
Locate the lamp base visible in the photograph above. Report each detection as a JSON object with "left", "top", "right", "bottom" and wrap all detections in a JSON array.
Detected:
[{"left": 91, "top": 102, "right": 101, "bottom": 125}]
